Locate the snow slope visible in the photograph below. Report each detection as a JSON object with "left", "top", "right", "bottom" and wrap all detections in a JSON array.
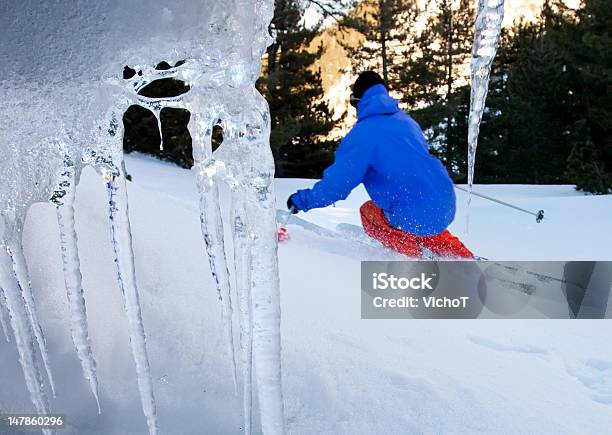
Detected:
[{"left": 1, "top": 153, "right": 611, "bottom": 434}]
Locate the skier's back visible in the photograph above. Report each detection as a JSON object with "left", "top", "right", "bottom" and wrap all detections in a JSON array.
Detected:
[{"left": 288, "top": 71, "right": 473, "bottom": 258}]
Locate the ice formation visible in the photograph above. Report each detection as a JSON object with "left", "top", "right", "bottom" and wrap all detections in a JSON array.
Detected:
[
  {"left": 0, "top": 244, "right": 51, "bottom": 435},
  {"left": 0, "top": 285, "right": 10, "bottom": 342},
  {"left": 467, "top": 0, "right": 505, "bottom": 219},
  {"left": 1, "top": 1, "right": 284, "bottom": 434},
  {"left": 52, "top": 154, "right": 101, "bottom": 412}
]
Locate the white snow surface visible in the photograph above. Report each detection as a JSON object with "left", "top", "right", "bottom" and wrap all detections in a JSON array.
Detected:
[{"left": 1, "top": 152, "right": 611, "bottom": 434}]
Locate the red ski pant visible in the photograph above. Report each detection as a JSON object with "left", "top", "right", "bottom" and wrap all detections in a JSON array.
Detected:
[{"left": 359, "top": 201, "right": 474, "bottom": 258}]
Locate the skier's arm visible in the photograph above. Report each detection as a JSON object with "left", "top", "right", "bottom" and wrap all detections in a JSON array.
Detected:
[{"left": 291, "top": 134, "right": 373, "bottom": 212}]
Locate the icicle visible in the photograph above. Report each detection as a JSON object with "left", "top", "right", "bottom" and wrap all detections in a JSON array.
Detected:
[
  {"left": 106, "top": 168, "right": 158, "bottom": 435},
  {"left": 53, "top": 164, "right": 101, "bottom": 412},
  {"left": 241, "top": 93, "right": 285, "bottom": 434},
  {"left": 189, "top": 112, "right": 238, "bottom": 392},
  {"left": 153, "top": 108, "right": 164, "bottom": 151},
  {"left": 231, "top": 188, "right": 253, "bottom": 435},
  {"left": 0, "top": 243, "right": 51, "bottom": 435},
  {"left": 467, "top": 0, "right": 505, "bottom": 229},
  {"left": 0, "top": 285, "right": 11, "bottom": 342},
  {"left": 246, "top": 176, "right": 285, "bottom": 435},
  {"left": 5, "top": 231, "right": 57, "bottom": 398}
]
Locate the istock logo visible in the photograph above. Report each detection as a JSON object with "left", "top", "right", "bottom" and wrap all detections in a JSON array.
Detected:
[{"left": 372, "top": 272, "right": 435, "bottom": 290}]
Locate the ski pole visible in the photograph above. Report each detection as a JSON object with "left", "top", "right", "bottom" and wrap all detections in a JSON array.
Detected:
[{"left": 455, "top": 185, "right": 545, "bottom": 223}]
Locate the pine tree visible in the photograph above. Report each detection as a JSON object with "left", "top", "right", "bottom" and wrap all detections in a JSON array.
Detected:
[
  {"left": 567, "top": 123, "right": 611, "bottom": 194},
  {"left": 398, "top": 0, "right": 475, "bottom": 176},
  {"left": 500, "top": 4, "right": 575, "bottom": 184},
  {"left": 487, "top": 0, "right": 603, "bottom": 188},
  {"left": 342, "top": 0, "right": 418, "bottom": 89},
  {"left": 257, "top": 0, "right": 336, "bottom": 177},
  {"left": 484, "top": 0, "right": 610, "bottom": 192},
  {"left": 559, "top": 0, "right": 612, "bottom": 193}
]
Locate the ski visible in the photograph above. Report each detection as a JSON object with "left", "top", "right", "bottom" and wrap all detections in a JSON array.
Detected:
[
  {"left": 277, "top": 210, "right": 491, "bottom": 261},
  {"left": 276, "top": 211, "right": 441, "bottom": 260},
  {"left": 276, "top": 210, "right": 404, "bottom": 259}
]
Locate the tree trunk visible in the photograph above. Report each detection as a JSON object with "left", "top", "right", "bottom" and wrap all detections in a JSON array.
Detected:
[
  {"left": 444, "top": 2, "right": 454, "bottom": 166},
  {"left": 266, "top": 43, "right": 278, "bottom": 75},
  {"left": 379, "top": 0, "right": 389, "bottom": 84}
]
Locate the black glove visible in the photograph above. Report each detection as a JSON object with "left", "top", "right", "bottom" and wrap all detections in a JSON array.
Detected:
[{"left": 287, "top": 195, "right": 299, "bottom": 214}]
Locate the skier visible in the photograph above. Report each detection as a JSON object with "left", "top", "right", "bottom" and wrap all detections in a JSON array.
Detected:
[{"left": 286, "top": 71, "right": 473, "bottom": 258}]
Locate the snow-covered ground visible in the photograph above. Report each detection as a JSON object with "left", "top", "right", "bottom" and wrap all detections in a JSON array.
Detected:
[{"left": 1, "top": 153, "right": 611, "bottom": 434}]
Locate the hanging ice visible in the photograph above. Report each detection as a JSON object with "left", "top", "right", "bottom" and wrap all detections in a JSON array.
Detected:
[
  {"left": 232, "top": 194, "right": 254, "bottom": 435},
  {"left": 0, "top": 87, "right": 64, "bottom": 414},
  {"left": 0, "top": 284, "right": 11, "bottom": 342},
  {"left": 467, "top": 0, "right": 505, "bottom": 216},
  {"left": 1, "top": 0, "right": 284, "bottom": 433},
  {"left": 5, "top": 226, "right": 57, "bottom": 398},
  {"left": 0, "top": 241, "right": 51, "bottom": 435},
  {"left": 106, "top": 165, "right": 159, "bottom": 435},
  {"left": 184, "top": 48, "right": 285, "bottom": 435},
  {"left": 51, "top": 150, "right": 101, "bottom": 412},
  {"left": 190, "top": 111, "right": 239, "bottom": 392}
]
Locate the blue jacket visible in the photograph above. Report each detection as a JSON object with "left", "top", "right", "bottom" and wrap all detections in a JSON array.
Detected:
[{"left": 291, "top": 84, "right": 456, "bottom": 236}]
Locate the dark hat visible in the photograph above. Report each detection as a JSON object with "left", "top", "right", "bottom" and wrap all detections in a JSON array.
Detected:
[{"left": 352, "top": 71, "right": 386, "bottom": 100}]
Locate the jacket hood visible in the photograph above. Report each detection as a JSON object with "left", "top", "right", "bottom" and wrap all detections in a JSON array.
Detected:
[{"left": 357, "top": 84, "right": 400, "bottom": 121}]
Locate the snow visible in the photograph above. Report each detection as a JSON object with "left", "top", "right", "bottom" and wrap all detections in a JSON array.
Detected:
[{"left": 1, "top": 152, "right": 611, "bottom": 434}]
